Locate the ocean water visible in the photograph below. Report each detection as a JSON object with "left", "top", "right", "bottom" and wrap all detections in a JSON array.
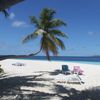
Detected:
[{"left": 18, "top": 56, "right": 100, "bottom": 65}]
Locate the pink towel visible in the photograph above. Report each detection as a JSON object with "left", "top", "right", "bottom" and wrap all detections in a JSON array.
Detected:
[{"left": 73, "top": 66, "right": 84, "bottom": 75}]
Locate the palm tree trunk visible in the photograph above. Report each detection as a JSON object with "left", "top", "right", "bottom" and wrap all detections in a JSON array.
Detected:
[
  {"left": 28, "top": 47, "right": 42, "bottom": 56},
  {"left": 0, "top": 0, "right": 24, "bottom": 11},
  {"left": 28, "top": 40, "right": 44, "bottom": 56},
  {"left": 46, "top": 50, "right": 51, "bottom": 61}
]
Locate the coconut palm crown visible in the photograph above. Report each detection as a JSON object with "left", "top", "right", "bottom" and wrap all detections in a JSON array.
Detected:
[{"left": 23, "top": 8, "right": 68, "bottom": 60}]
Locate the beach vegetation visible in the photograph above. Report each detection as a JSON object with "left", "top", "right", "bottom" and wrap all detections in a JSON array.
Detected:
[
  {"left": 0, "top": 65, "right": 4, "bottom": 73},
  {"left": 23, "top": 8, "right": 67, "bottom": 60}
]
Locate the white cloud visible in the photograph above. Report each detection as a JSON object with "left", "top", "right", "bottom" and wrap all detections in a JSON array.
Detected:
[
  {"left": 9, "top": 12, "right": 15, "bottom": 19},
  {"left": 88, "top": 31, "right": 95, "bottom": 35},
  {"left": 12, "top": 21, "right": 29, "bottom": 27}
]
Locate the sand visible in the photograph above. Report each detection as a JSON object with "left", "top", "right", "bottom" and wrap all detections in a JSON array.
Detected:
[{"left": 0, "top": 59, "right": 100, "bottom": 99}]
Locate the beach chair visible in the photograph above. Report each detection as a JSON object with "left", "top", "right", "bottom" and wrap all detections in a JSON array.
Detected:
[
  {"left": 67, "top": 66, "right": 84, "bottom": 84},
  {"left": 67, "top": 73, "right": 83, "bottom": 84},
  {"left": 72, "top": 66, "right": 84, "bottom": 75},
  {"left": 12, "top": 62, "right": 25, "bottom": 66},
  {"left": 62, "top": 65, "right": 71, "bottom": 74}
]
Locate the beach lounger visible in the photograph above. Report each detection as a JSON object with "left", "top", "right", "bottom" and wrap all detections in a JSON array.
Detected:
[
  {"left": 62, "top": 65, "right": 71, "bottom": 74},
  {"left": 72, "top": 66, "right": 84, "bottom": 75},
  {"left": 12, "top": 62, "right": 25, "bottom": 66},
  {"left": 67, "top": 73, "right": 83, "bottom": 84},
  {"left": 67, "top": 66, "right": 84, "bottom": 84}
]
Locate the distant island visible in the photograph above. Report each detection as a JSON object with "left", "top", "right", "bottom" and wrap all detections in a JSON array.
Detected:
[
  {"left": 0, "top": 55, "right": 28, "bottom": 60},
  {"left": 0, "top": 55, "right": 100, "bottom": 61}
]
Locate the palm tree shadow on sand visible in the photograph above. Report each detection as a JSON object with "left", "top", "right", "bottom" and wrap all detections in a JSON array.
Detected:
[{"left": 0, "top": 72, "right": 100, "bottom": 100}]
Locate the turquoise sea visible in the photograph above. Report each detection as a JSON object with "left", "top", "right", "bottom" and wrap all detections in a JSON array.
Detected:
[{"left": 18, "top": 56, "right": 100, "bottom": 65}]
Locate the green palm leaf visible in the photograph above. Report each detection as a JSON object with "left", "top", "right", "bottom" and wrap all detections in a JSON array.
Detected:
[
  {"left": 22, "top": 32, "right": 38, "bottom": 43},
  {"left": 49, "top": 29, "right": 68, "bottom": 37},
  {"left": 23, "top": 29, "right": 46, "bottom": 43},
  {"left": 54, "top": 37, "right": 65, "bottom": 50},
  {"left": 50, "top": 19, "right": 67, "bottom": 28},
  {"left": 1, "top": 9, "right": 9, "bottom": 17},
  {"left": 40, "top": 8, "right": 56, "bottom": 21},
  {"left": 42, "top": 36, "right": 58, "bottom": 55},
  {"left": 30, "top": 16, "right": 40, "bottom": 28}
]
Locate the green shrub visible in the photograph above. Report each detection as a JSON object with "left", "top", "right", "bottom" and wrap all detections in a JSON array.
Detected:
[{"left": 0, "top": 65, "right": 4, "bottom": 73}]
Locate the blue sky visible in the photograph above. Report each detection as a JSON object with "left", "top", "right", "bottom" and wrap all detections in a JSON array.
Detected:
[{"left": 0, "top": 0, "right": 100, "bottom": 56}]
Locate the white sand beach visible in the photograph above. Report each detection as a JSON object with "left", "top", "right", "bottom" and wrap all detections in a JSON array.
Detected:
[{"left": 0, "top": 59, "right": 100, "bottom": 100}]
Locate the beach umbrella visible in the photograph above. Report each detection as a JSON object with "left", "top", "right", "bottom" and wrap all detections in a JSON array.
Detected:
[{"left": 0, "top": 0, "right": 25, "bottom": 11}]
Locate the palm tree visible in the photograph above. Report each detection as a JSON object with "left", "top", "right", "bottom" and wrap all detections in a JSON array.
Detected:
[
  {"left": 23, "top": 8, "right": 67, "bottom": 60},
  {"left": 0, "top": 0, "right": 24, "bottom": 17}
]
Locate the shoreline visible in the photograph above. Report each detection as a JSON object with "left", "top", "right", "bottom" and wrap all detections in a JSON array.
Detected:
[{"left": 6, "top": 58, "right": 100, "bottom": 65}]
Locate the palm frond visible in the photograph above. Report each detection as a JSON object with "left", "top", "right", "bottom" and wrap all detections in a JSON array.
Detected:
[
  {"left": 1, "top": 9, "right": 9, "bottom": 17},
  {"left": 48, "top": 39, "right": 58, "bottom": 55},
  {"left": 54, "top": 37, "right": 65, "bottom": 50},
  {"left": 39, "top": 8, "right": 56, "bottom": 29},
  {"left": 22, "top": 29, "right": 45, "bottom": 43},
  {"left": 48, "top": 33, "right": 66, "bottom": 50},
  {"left": 50, "top": 19, "right": 66, "bottom": 28},
  {"left": 49, "top": 29, "right": 68, "bottom": 37},
  {"left": 30, "top": 16, "right": 40, "bottom": 28},
  {"left": 42, "top": 36, "right": 58, "bottom": 55},
  {"left": 40, "top": 8, "right": 56, "bottom": 21},
  {"left": 22, "top": 32, "right": 38, "bottom": 43}
]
